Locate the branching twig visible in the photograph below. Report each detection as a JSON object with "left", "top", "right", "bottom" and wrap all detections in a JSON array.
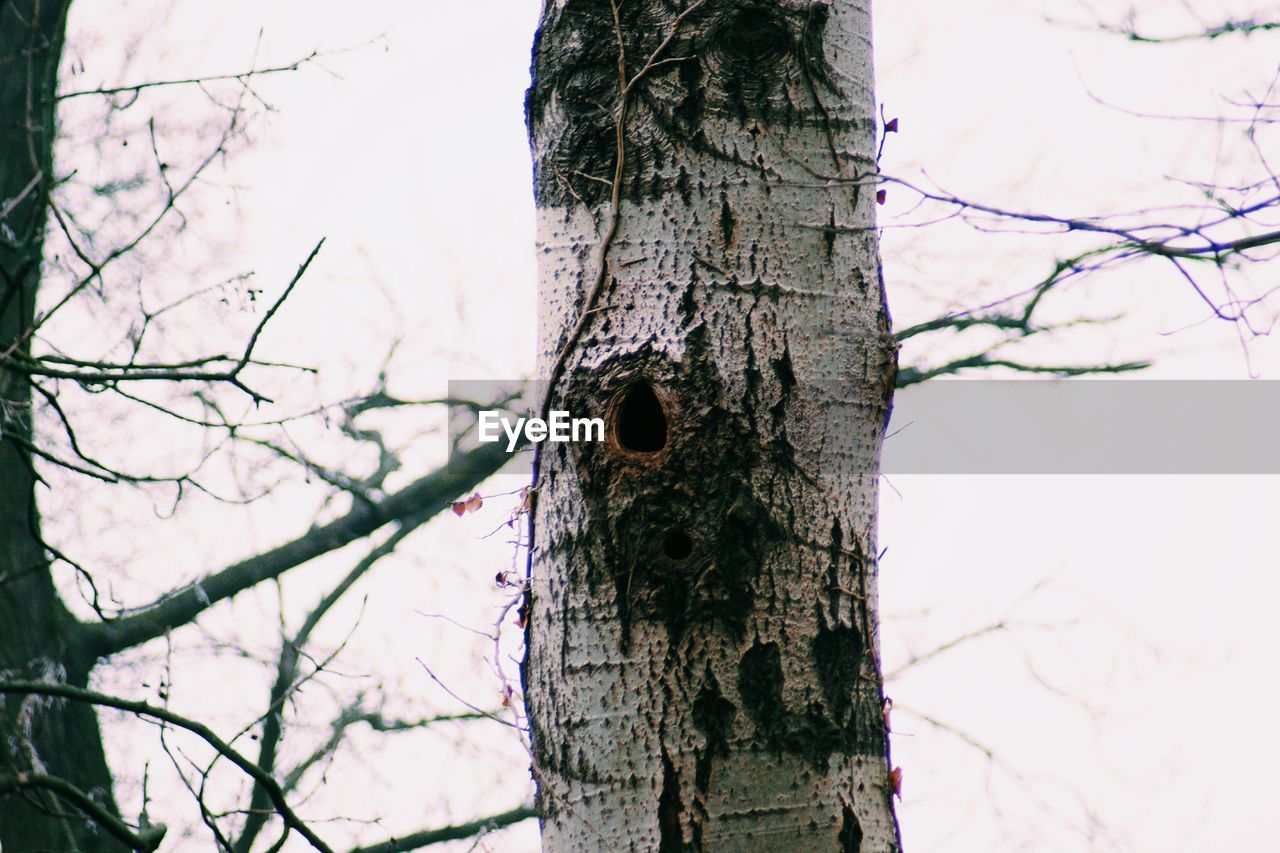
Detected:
[
  {"left": 0, "top": 683, "right": 333, "bottom": 853},
  {"left": 57, "top": 51, "right": 324, "bottom": 101},
  {"left": 235, "top": 519, "right": 425, "bottom": 852}
]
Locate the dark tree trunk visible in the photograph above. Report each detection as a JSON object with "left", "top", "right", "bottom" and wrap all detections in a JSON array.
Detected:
[{"left": 1, "top": 2, "right": 125, "bottom": 849}]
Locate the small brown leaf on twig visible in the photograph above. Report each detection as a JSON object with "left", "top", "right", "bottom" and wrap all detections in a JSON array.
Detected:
[{"left": 452, "top": 492, "right": 484, "bottom": 516}]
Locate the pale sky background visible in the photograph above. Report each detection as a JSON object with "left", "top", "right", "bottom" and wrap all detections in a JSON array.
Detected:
[{"left": 40, "top": 1, "right": 1280, "bottom": 850}]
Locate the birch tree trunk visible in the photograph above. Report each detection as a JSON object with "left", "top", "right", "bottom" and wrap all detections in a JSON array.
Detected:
[{"left": 524, "top": 1, "right": 900, "bottom": 849}]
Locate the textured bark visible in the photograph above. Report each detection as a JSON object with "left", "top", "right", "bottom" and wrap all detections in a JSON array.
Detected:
[
  {"left": 525, "top": 1, "right": 900, "bottom": 850},
  {"left": 0, "top": 2, "right": 128, "bottom": 850}
]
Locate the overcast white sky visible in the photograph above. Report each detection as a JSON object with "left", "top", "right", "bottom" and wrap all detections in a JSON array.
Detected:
[{"left": 51, "top": 1, "right": 1280, "bottom": 850}]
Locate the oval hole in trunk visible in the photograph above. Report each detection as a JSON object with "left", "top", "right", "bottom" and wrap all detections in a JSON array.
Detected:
[{"left": 614, "top": 383, "right": 668, "bottom": 453}]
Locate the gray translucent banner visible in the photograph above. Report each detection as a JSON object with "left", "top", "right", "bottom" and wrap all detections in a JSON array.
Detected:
[
  {"left": 447, "top": 380, "right": 1280, "bottom": 475},
  {"left": 885, "top": 380, "right": 1280, "bottom": 475}
]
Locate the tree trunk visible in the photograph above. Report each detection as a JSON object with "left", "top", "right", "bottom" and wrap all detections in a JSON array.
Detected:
[
  {"left": 1, "top": 2, "right": 125, "bottom": 850},
  {"left": 524, "top": 1, "right": 900, "bottom": 849}
]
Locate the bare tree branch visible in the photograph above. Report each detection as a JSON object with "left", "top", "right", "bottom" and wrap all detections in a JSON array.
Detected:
[
  {"left": 0, "top": 771, "right": 167, "bottom": 851},
  {"left": 884, "top": 620, "right": 1011, "bottom": 681},
  {"left": 57, "top": 51, "right": 323, "bottom": 101},
  {"left": 346, "top": 805, "right": 536, "bottom": 853},
  {"left": 280, "top": 704, "right": 496, "bottom": 797},
  {"left": 896, "top": 354, "right": 1149, "bottom": 387},
  {"left": 0, "top": 682, "right": 332, "bottom": 853},
  {"left": 1077, "top": 12, "right": 1280, "bottom": 44},
  {"left": 72, "top": 440, "right": 511, "bottom": 663},
  {"left": 235, "top": 519, "right": 423, "bottom": 852},
  {"left": 5, "top": 238, "right": 324, "bottom": 408}
]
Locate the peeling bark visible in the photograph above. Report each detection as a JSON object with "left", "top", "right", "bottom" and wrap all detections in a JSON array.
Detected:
[{"left": 524, "top": 1, "right": 900, "bottom": 849}]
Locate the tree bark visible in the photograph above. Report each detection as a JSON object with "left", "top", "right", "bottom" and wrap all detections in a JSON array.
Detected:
[
  {"left": 0, "top": 2, "right": 129, "bottom": 850},
  {"left": 524, "top": 1, "right": 900, "bottom": 849}
]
